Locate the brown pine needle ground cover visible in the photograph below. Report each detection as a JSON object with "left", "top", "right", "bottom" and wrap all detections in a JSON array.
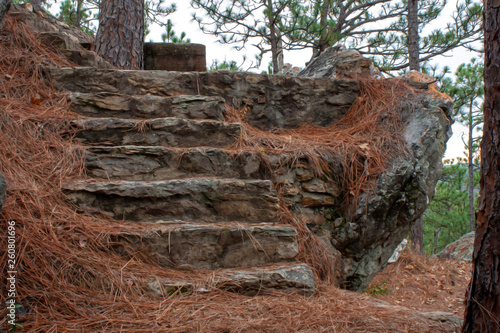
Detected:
[
  {"left": 369, "top": 248, "right": 471, "bottom": 318},
  {"left": 0, "top": 18, "right": 458, "bottom": 332}
]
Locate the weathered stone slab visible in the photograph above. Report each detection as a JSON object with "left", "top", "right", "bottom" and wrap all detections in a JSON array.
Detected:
[
  {"left": 112, "top": 223, "right": 298, "bottom": 270},
  {"left": 63, "top": 179, "right": 280, "bottom": 223},
  {"left": 146, "top": 263, "right": 315, "bottom": 296},
  {"left": 70, "top": 117, "right": 241, "bottom": 148},
  {"left": 85, "top": 146, "right": 263, "bottom": 181},
  {"left": 215, "top": 263, "right": 315, "bottom": 295},
  {"left": 47, "top": 67, "right": 359, "bottom": 129},
  {"left": 69, "top": 93, "right": 227, "bottom": 120}
]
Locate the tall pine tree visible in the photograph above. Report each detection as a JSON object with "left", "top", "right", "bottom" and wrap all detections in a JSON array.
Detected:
[
  {"left": 95, "top": 0, "right": 145, "bottom": 69},
  {"left": 462, "top": 0, "right": 500, "bottom": 330}
]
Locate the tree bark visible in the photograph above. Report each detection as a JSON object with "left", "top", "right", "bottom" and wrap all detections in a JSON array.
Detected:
[
  {"left": 76, "top": 0, "right": 83, "bottom": 29},
  {"left": 462, "top": 1, "right": 500, "bottom": 331},
  {"left": 266, "top": 0, "right": 280, "bottom": 73},
  {"left": 95, "top": 0, "right": 145, "bottom": 70},
  {"left": 468, "top": 101, "right": 475, "bottom": 232},
  {"left": 411, "top": 215, "right": 424, "bottom": 254},
  {"left": 0, "top": 0, "right": 11, "bottom": 31},
  {"left": 315, "top": 0, "right": 332, "bottom": 57},
  {"left": 408, "top": 0, "right": 419, "bottom": 71}
]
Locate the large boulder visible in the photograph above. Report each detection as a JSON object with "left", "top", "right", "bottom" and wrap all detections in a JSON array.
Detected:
[
  {"left": 298, "top": 47, "right": 382, "bottom": 79},
  {"left": 297, "top": 55, "right": 453, "bottom": 290},
  {"left": 436, "top": 232, "right": 474, "bottom": 262}
]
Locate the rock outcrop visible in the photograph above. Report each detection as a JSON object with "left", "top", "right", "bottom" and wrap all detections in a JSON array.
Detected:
[
  {"left": 298, "top": 47, "right": 382, "bottom": 79},
  {"left": 48, "top": 66, "right": 452, "bottom": 292},
  {"left": 437, "top": 232, "right": 474, "bottom": 262},
  {"left": 7, "top": 3, "right": 111, "bottom": 68}
]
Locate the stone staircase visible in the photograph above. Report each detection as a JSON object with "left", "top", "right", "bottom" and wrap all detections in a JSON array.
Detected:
[{"left": 53, "top": 67, "right": 316, "bottom": 295}]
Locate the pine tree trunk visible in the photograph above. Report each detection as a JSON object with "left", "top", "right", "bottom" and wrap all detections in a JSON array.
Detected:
[
  {"left": 76, "top": 0, "right": 82, "bottom": 28},
  {"left": 95, "top": 0, "right": 145, "bottom": 70},
  {"left": 462, "top": 1, "right": 500, "bottom": 331},
  {"left": 0, "top": 0, "right": 11, "bottom": 31},
  {"left": 468, "top": 102, "right": 475, "bottom": 232},
  {"left": 315, "top": 0, "right": 331, "bottom": 57},
  {"left": 408, "top": 0, "right": 419, "bottom": 71},
  {"left": 411, "top": 215, "right": 424, "bottom": 254},
  {"left": 266, "top": 0, "right": 279, "bottom": 73}
]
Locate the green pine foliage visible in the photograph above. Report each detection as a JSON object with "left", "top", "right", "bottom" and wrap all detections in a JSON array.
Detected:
[
  {"left": 161, "top": 19, "right": 191, "bottom": 43},
  {"left": 423, "top": 59, "right": 484, "bottom": 254},
  {"left": 423, "top": 160, "right": 479, "bottom": 255},
  {"left": 209, "top": 59, "right": 241, "bottom": 71},
  {"left": 57, "top": 0, "right": 97, "bottom": 36},
  {"left": 365, "top": 0, "right": 482, "bottom": 72},
  {"left": 46, "top": 0, "right": 175, "bottom": 37},
  {"left": 191, "top": 0, "right": 306, "bottom": 73}
]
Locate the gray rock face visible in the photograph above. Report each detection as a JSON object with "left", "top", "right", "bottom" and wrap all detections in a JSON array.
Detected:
[
  {"left": 336, "top": 95, "right": 452, "bottom": 290},
  {"left": 436, "top": 231, "right": 474, "bottom": 262},
  {"left": 0, "top": 172, "right": 6, "bottom": 213},
  {"left": 298, "top": 48, "right": 381, "bottom": 79}
]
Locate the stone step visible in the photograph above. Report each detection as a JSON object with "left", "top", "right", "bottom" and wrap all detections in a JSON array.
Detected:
[
  {"left": 63, "top": 178, "right": 279, "bottom": 223},
  {"left": 112, "top": 222, "right": 298, "bottom": 270},
  {"left": 70, "top": 117, "right": 241, "bottom": 148},
  {"left": 69, "top": 92, "right": 227, "bottom": 120},
  {"left": 85, "top": 146, "right": 263, "bottom": 181},
  {"left": 48, "top": 67, "right": 359, "bottom": 130},
  {"left": 145, "top": 263, "right": 315, "bottom": 296}
]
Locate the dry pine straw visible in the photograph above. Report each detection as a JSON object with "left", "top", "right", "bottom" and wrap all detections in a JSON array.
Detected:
[{"left": 0, "top": 18, "right": 450, "bottom": 332}]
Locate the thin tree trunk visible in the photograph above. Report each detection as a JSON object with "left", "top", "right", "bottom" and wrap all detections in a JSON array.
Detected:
[
  {"left": 315, "top": 0, "right": 331, "bottom": 57},
  {"left": 408, "top": 0, "right": 419, "bottom": 71},
  {"left": 95, "top": 0, "right": 145, "bottom": 70},
  {"left": 432, "top": 227, "right": 441, "bottom": 255},
  {"left": 266, "top": 0, "right": 279, "bottom": 73},
  {"left": 468, "top": 101, "right": 475, "bottom": 232},
  {"left": 0, "top": 0, "right": 11, "bottom": 31},
  {"left": 411, "top": 215, "right": 424, "bottom": 254},
  {"left": 76, "top": 0, "right": 82, "bottom": 29},
  {"left": 462, "top": 1, "right": 500, "bottom": 331}
]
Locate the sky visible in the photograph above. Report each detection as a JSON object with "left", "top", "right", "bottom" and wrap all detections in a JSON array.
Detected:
[{"left": 49, "top": 0, "right": 482, "bottom": 160}]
